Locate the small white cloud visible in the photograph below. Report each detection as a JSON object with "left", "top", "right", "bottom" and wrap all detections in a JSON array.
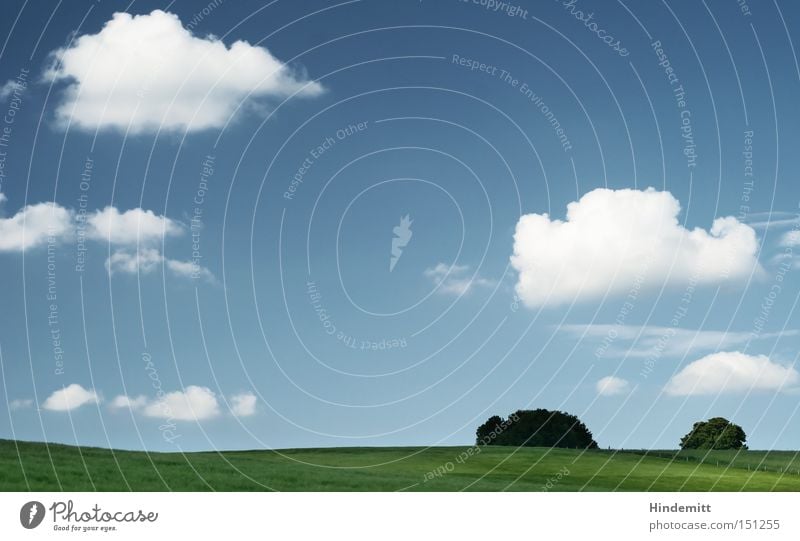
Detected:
[
  {"left": 45, "top": 9, "right": 323, "bottom": 133},
  {"left": 0, "top": 197, "right": 208, "bottom": 280},
  {"left": 0, "top": 199, "right": 184, "bottom": 255},
  {"left": 42, "top": 384, "right": 99, "bottom": 411},
  {"left": 109, "top": 394, "right": 148, "bottom": 411},
  {"left": 165, "top": 257, "right": 215, "bottom": 281},
  {"left": 105, "top": 247, "right": 214, "bottom": 281},
  {"left": 143, "top": 385, "right": 220, "bottom": 421},
  {"left": 424, "top": 263, "right": 496, "bottom": 296},
  {"left": 665, "top": 351, "right": 800, "bottom": 396},
  {"left": 230, "top": 392, "right": 257, "bottom": 417},
  {"left": 0, "top": 201, "right": 72, "bottom": 252},
  {"left": 105, "top": 248, "right": 164, "bottom": 274},
  {"left": 9, "top": 398, "right": 33, "bottom": 410},
  {"left": 596, "top": 376, "right": 630, "bottom": 396},
  {"left": 511, "top": 188, "right": 761, "bottom": 308},
  {"left": 0, "top": 79, "right": 25, "bottom": 100},
  {"left": 87, "top": 206, "right": 182, "bottom": 245},
  {"left": 780, "top": 229, "right": 800, "bottom": 247}
]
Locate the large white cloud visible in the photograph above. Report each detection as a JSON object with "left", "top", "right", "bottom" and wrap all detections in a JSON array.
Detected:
[
  {"left": 0, "top": 202, "right": 72, "bottom": 251},
  {"left": 665, "top": 351, "right": 799, "bottom": 396},
  {"left": 143, "top": 385, "right": 220, "bottom": 421},
  {"left": 86, "top": 206, "right": 182, "bottom": 245},
  {"left": 42, "top": 384, "right": 99, "bottom": 411},
  {"left": 45, "top": 10, "right": 323, "bottom": 133},
  {"left": 511, "top": 188, "right": 760, "bottom": 307}
]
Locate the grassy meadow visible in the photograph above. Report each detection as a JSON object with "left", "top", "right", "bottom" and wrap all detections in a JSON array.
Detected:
[{"left": 1, "top": 439, "right": 799, "bottom": 491}]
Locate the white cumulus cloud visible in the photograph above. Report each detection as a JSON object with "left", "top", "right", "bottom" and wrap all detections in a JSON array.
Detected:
[
  {"left": 86, "top": 206, "right": 182, "bottom": 245},
  {"left": 0, "top": 202, "right": 73, "bottom": 252},
  {"left": 142, "top": 385, "right": 220, "bottom": 421},
  {"left": 0, "top": 194, "right": 209, "bottom": 280},
  {"left": 511, "top": 188, "right": 760, "bottom": 308},
  {"left": 665, "top": 351, "right": 800, "bottom": 396},
  {"left": 45, "top": 9, "right": 323, "bottom": 133},
  {"left": 596, "top": 376, "right": 630, "bottom": 396},
  {"left": 42, "top": 384, "right": 99, "bottom": 411},
  {"left": 229, "top": 392, "right": 257, "bottom": 417},
  {"left": 86, "top": 207, "right": 214, "bottom": 280},
  {"left": 110, "top": 389, "right": 254, "bottom": 419}
]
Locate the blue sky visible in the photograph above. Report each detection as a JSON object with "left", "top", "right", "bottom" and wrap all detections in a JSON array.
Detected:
[{"left": 0, "top": 0, "right": 799, "bottom": 452}]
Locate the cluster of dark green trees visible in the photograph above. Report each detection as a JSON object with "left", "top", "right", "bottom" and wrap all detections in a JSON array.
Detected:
[
  {"left": 476, "top": 410, "right": 747, "bottom": 450},
  {"left": 476, "top": 409, "right": 598, "bottom": 449}
]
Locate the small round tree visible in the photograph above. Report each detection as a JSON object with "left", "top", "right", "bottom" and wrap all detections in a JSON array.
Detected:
[
  {"left": 476, "top": 409, "right": 598, "bottom": 449},
  {"left": 679, "top": 417, "right": 747, "bottom": 450}
]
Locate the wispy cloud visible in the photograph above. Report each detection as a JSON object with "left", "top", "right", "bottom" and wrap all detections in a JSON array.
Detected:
[
  {"left": 744, "top": 211, "right": 799, "bottom": 230},
  {"left": 559, "top": 324, "right": 798, "bottom": 359},
  {"left": 109, "top": 395, "right": 148, "bottom": 411},
  {"left": 105, "top": 248, "right": 215, "bottom": 282},
  {"left": 424, "top": 263, "right": 496, "bottom": 296},
  {"left": 9, "top": 398, "right": 33, "bottom": 410}
]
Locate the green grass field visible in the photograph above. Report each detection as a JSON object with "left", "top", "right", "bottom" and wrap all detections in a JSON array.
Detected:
[{"left": 2, "top": 439, "right": 799, "bottom": 491}]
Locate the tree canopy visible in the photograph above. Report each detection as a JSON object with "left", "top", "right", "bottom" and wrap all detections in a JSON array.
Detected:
[
  {"left": 679, "top": 417, "right": 747, "bottom": 450},
  {"left": 476, "top": 409, "right": 598, "bottom": 449}
]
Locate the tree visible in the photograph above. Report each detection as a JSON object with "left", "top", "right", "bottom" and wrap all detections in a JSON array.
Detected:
[
  {"left": 476, "top": 415, "right": 504, "bottom": 444},
  {"left": 476, "top": 409, "right": 598, "bottom": 449},
  {"left": 679, "top": 417, "right": 747, "bottom": 450}
]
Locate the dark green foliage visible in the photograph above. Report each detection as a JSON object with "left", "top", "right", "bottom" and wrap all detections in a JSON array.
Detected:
[
  {"left": 476, "top": 409, "right": 598, "bottom": 449},
  {"left": 680, "top": 417, "right": 748, "bottom": 450},
  {"left": 475, "top": 415, "right": 504, "bottom": 444}
]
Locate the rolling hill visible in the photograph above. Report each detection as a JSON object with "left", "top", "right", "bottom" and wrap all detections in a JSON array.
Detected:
[{"left": 2, "top": 439, "right": 799, "bottom": 491}]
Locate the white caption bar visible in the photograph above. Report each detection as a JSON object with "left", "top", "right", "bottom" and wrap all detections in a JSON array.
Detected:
[{"left": 1, "top": 492, "right": 797, "bottom": 540}]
